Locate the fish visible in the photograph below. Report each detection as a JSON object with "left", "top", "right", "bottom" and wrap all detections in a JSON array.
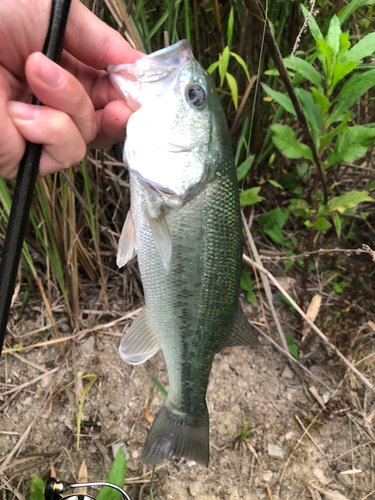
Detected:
[{"left": 107, "top": 40, "right": 259, "bottom": 467}]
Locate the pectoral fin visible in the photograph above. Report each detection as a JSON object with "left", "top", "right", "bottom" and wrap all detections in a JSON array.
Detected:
[
  {"left": 146, "top": 212, "right": 172, "bottom": 273},
  {"left": 119, "top": 308, "right": 160, "bottom": 365},
  {"left": 117, "top": 209, "right": 137, "bottom": 268},
  {"left": 226, "top": 303, "right": 259, "bottom": 348}
]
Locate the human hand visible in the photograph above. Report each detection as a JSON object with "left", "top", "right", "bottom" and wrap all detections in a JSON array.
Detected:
[{"left": 0, "top": 0, "right": 143, "bottom": 179}]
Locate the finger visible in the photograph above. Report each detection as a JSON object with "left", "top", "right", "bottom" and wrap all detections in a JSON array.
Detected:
[
  {"left": 7, "top": 101, "right": 86, "bottom": 177},
  {"left": 59, "top": 50, "right": 125, "bottom": 110},
  {"left": 25, "top": 52, "right": 97, "bottom": 144},
  {"left": 90, "top": 100, "right": 132, "bottom": 149},
  {"left": 65, "top": 0, "right": 144, "bottom": 70},
  {"left": 0, "top": 73, "right": 27, "bottom": 179}
]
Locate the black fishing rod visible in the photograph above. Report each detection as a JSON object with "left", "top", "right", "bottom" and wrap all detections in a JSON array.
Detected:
[{"left": 0, "top": 0, "right": 72, "bottom": 356}]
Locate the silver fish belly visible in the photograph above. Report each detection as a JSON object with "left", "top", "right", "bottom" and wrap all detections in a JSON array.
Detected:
[{"left": 108, "top": 40, "right": 259, "bottom": 466}]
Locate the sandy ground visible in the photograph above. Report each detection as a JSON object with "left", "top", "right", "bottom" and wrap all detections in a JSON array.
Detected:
[{"left": 1, "top": 269, "right": 375, "bottom": 500}]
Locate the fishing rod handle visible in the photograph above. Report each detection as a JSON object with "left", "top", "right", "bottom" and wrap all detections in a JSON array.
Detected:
[{"left": 0, "top": 0, "right": 72, "bottom": 355}]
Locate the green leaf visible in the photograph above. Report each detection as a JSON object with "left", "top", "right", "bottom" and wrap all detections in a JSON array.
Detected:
[
  {"left": 152, "top": 377, "right": 168, "bottom": 398},
  {"left": 8, "top": 344, "right": 23, "bottom": 354},
  {"left": 337, "top": 68, "right": 375, "bottom": 98},
  {"left": 269, "top": 180, "right": 283, "bottom": 189},
  {"left": 30, "top": 475, "right": 45, "bottom": 500},
  {"left": 225, "top": 72, "right": 238, "bottom": 109},
  {"left": 333, "top": 281, "right": 346, "bottom": 293},
  {"left": 286, "top": 330, "right": 299, "bottom": 360},
  {"left": 145, "top": 10, "right": 169, "bottom": 42},
  {"left": 296, "top": 163, "right": 311, "bottom": 180},
  {"left": 227, "top": 7, "right": 234, "bottom": 42},
  {"left": 328, "top": 191, "right": 374, "bottom": 213},
  {"left": 240, "top": 270, "right": 256, "bottom": 303},
  {"left": 292, "top": 186, "right": 303, "bottom": 195},
  {"left": 329, "top": 61, "right": 358, "bottom": 93},
  {"left": 265, "top": 69, "right": 295, "bottom": 77},
  {"left": 219, "top": 47, "right": 230, "bottom": 86},
  {"left": 295, "top": 88, "right": 323, "bottom": 133},
  {"left": 311, "top": 88, "right": 330, "bottom": 116},
  {"left": 259, "top": 207, "right": 289, "bottom": 245},
  {"left": 240, "top": 269, "right": 253, "bottom": 292},
  {"left": 240, "top": 187, "right": 262, "bottom": 206},
  {"left": 259, "top": 207, "right": 290, "bottom": 228},
  {"left": 326, "top": 16, "right": 341, "bottom": 56},
  {"left": 261, "top": 84, "right": 296, "bottom": 115},
  {"left": 292, "top": 199, "right": 312, "bottom": 218},
  {"left": 320, "top": 111, "right": 350, "bottom": 151},
  {"left": 207, "top": 61, "right": 220, "bottom": 74},
  {"left": 328, "top": 90, "right": 361, "bottom": 127},
  {"left": 313, "top": 217, "right": 332, "bottom": 232},
  {"left": 316, "top": 38, "right": 335, "bottom": 82},
  {"left": 328, "top": 69, "right": 375, "bottom": 126},
  {"left": 301, "top": 5, "right": 323, "bottom": 40},
  {"left": 237, "top": 155, "right": 254, "bottom": 181},
  {"left": 339, "top": 0, "right": 375, "bottom": 25},
  {"left": 230, "top": 52, "right": 251, "bottom": 81},
  {"left": 264, "top": 226, "right": 285, "bottom": 245},
  {"left": 284, "top": 57, "right": 323, "bottom": 91},
  {"left": 271, "top": 124, "right": 314, "bottom": 162},
  {"left": 331, "top": 212, "right": 342, "bottom": 238},
  {"left": 324, "top": 126, "right": 375, "bottom": 168},
  {"left": 343, "top": 32, "right": 375, "bottom": 63},
  {"left": 338, "top": 31, "right": 351, "bottom": 59},
  {"left": 97, "top": 448, "right": 126, "bottom": 500},
  {"left": 247, "top": 290, "right": 256, "bottom": 304},
  {"left": 364, "top": 181, "right": 375, "bottom": 190}
]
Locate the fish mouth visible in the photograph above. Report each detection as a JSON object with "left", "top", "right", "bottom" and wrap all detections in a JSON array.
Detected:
[
  {"left": 108, "top": 40, "right": 193, "bottom": 82},
  {"left": 107, "top": 40, "right": 194, "bottom": 109}
]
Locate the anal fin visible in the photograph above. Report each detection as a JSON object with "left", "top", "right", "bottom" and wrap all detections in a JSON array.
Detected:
[
  {"left": 226, "top": 303, "right": 259, "bottom": 348},
  {"left": 146, "top": 212, "right": 172, "bottom": 273},
  {"left": 119, "top": 308, "right": 160, "bottom": 365},
  {"left": 117, "top": 209, "right": 137, "bottom": 268}
]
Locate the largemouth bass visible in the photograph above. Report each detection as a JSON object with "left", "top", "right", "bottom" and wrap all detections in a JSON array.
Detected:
[{"left": 108, "top": 40, "right": 259, "bottom": 467}]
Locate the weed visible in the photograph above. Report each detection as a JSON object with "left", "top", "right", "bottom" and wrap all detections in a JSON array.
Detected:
[
  {"left": 151, "top": 377, "right": 168, "bottom": 398},
  {"left": 263, "top": 11, "right": 375, "bottom": 246},
  {"left": 207, "top": 8, "right": 250, "bottom": 109}
]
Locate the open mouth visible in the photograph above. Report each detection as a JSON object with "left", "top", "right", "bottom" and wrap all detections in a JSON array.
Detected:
[{"left": 107, "top": 40, "right": 194, "bottom": 108}]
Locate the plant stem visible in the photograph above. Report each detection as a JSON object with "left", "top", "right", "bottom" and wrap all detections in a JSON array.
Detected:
[
  {"left": 150, "top": 466, "right": 156, "bottom": 500},
  {"left": 299, "top": 170, "right": 319, "bottom": 309}
]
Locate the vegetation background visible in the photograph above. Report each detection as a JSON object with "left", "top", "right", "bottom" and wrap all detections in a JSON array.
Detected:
[{"left": 1, "top": 0, "right": 375, "bottom": 499}]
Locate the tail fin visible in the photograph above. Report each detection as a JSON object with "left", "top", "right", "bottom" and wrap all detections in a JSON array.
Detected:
[{"left": 141, "top": 403, "right": 209, "bottom": 467}]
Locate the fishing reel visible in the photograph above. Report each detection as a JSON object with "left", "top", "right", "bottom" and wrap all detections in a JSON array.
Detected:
[{"left": 44, "top": 478, "right": 131, "bottom": 500}]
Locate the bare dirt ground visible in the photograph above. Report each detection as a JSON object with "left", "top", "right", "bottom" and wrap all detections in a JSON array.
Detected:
[{"left": 1, "top": 251, "right": 375, "bottom": 500}]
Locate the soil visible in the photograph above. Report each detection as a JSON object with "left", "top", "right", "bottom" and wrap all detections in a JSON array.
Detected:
[{"left": 1, "top": 252, "right": 375, "bottom": 500}]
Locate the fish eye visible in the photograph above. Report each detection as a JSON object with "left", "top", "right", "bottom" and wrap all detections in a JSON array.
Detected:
[{"left": 186, "top": 84, "right": 206, "bottom": 108}]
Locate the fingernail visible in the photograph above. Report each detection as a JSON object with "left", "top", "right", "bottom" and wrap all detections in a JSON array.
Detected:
[
  {"left": 8, "top": 101, "right": 39, "bottom": 120},
  {"left": 35, "top": 54, "right": 63, "bottom": 87}
]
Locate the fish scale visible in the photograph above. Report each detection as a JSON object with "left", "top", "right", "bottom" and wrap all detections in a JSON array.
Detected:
[{"left": 108, "top": 40, "right": 259, "bottom": 466}]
